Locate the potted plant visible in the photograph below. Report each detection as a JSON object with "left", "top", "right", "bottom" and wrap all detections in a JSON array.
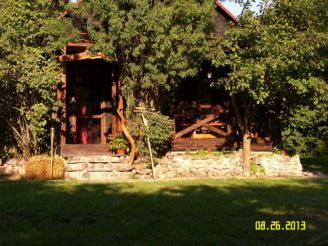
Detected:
[{"left": 107, "top": 133, "right": 129, "bottom": 155}]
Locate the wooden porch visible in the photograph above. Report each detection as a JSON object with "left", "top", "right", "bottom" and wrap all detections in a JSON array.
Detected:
[
  {"left": 60, "top": 144, "right": 110, "bottom": 157},
  {"left": 171, "top": 102, "right": 273, "bottom": 152}
]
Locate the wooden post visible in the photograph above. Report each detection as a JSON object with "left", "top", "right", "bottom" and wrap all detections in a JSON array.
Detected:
[
  {"left": 111, "top": 77, "right": 117, "bottom": 136},
  {"left": 59, "top": 62, "right": 67, "bottom": 145}
]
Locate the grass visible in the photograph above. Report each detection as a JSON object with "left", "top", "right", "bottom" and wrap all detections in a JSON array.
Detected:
[
  {"left": 0, "top": 179, "right": 327, "bottom": 245},
  {"left": 301, "top": 156, "right": 328, "bottom": 175}
]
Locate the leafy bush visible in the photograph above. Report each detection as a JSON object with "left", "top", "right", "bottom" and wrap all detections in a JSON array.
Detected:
[
  {"left": 282, "top": 107, "right": 328, "bottom": 156},
  {"left": 250, "top": 162, "right": 265, "bottom": 175},
  {"left": 128, "top": 113, "right": 173, "bottom": 159},
  {"left": 107, "top": 133, "right": 130, "bottom": 153},
  {"left": 0, "top": 0, "right": 76, "bottom": 159},
  {"left": 26, "top": 155, "right": 64, "bottom": 180}
]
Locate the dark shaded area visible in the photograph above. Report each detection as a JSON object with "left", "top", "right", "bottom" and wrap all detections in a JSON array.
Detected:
[
  {"left": 301, "top": 156, "right": 328, "bottom": 175},
  {"left": 0, "top": 179, "right": 327, "bottom": 245}
]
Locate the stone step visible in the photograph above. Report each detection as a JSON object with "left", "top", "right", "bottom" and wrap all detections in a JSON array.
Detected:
[
  {"left": 65, "top": 163, "right": 132, "bottom": 172},
  {"left": 66, "top": 171, "right": 133, "bottom": 180},
  {"left": 66, "top": 156, "right": 124, "bottom": 164}
]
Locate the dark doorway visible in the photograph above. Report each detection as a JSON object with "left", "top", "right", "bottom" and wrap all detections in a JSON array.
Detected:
[{"left": 66, "top": 59, "right": 114, "bottom": 144}]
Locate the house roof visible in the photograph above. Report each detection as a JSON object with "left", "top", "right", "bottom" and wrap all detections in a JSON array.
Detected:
[{"left": 214, "top": 0, "right": 240, "bottom": 24}]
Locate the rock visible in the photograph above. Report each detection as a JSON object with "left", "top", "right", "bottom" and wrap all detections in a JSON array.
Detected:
[
  {"left": 134, "top": 174, "right": 147, "bottom": 179},
  {"left": 109, "top": 172, "right": 120, "bottom": 178},
  {"left": 165, "top": 171, "right": 176, "bottom": 178},
  {"left": 134, "top": 163, "right": 148, "bottom": 170},
  {"left": 18, "top": 159, "right": 28, "bottom": 166},
  {"left": 303, "top": 172, "right": 314, "bottom": 177},
  {"left": 231, "top": 170, "right": 242, "bottom": 176},
  {"left": 119, "top": 172, "right": 132, "bottom": 179},
  {"left": 0, "top": 166, "right": 6, "bottom": 174},
  {"left": 116, "top": 164, "right": 133, "bottom": 172},
  {"left": 243, "top": 171, "right": 251, "bottom": 177},
  {"left": 4, "top": 165, "right": 13, "bottom": 174},
  {"left": 6, "top": 159, "right": 18, "bottom": 166},
  {"left": 95, "top": 163, "right": 104, "bottom": 169},
  {"left": 82, "top": 163, "right": 89, "bottom": 169},
  {"left": 144, "top": 169, "right": 152, "bottom": 175},
  {"left": 160, "top": 157, "right": 170, "bottom": 165},
  {"left": 81, "top": 171, "right": 90, "bottom": 179}
]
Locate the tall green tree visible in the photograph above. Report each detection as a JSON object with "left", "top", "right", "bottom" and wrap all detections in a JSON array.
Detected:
[
  {"left": 76, "top": 0, "right": 216, "bottom": 111},
  {"left": 212, "top": 0, "right": 328, "bottom": 167},
  {"left": 75, "top": 0, "right": 217, "bottom": 163},
  {"left": 0, "top": 0, "right": 76, "bottom": 159}
]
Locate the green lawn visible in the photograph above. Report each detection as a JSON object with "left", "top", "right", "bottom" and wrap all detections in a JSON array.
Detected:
[
  {"left": 0, "top": 179, "right": 327, "bottom": 245},
  {"left": 301, "top": 156, "right": 328, "bottom": 175}
]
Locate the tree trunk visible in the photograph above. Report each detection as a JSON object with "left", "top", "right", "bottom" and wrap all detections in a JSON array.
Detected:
[
  {"left": 117, "top": 94, "right": 136, "bottom": 166},
  {"left": 231, "top": 94, "right": 251, "bottom": 170},
  {"left": 242, "top": 131, "right": 251, "bottom": 169}
]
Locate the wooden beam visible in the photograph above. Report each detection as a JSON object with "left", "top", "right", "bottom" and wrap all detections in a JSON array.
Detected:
[
  {"left": 59, "top": 52, "right": 106, "bottom": 62},
  {"left": 174, "top": 114, "right": 219, "bottom": 139},
  {"left": 203, "top": 125, "right": 228, "bottom": 137},
  {"left": 67, "top": 42, "right": 93, "bottom": 47}
]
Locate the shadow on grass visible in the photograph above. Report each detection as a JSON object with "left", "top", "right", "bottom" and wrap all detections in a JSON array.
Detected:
[
  {"left": 0, "top": 179, "right": 327, "bottom": 245},
  {"left": 301, "top": 156, "right": 328, "bottom": 175}
]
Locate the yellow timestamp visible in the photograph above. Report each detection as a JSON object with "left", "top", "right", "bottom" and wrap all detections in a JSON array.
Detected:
[{"left": 255, "top": 221, "right": 306, "bottom": 231}]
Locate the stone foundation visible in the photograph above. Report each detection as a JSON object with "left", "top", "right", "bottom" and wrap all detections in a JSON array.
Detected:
[
  {"left": 0, "top": 159, "right": 27, "bottom": 179},
  {"left": 153, "top": 152, "right": 303, "bottom": 178},
  {"left": 0, "top": 151, "right": 303, "bottom": 180},
  {"left": 63, "top": 151, "right": 303, "bottom": 180}
]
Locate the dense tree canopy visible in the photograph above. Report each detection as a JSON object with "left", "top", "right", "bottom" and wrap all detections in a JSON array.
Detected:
[
  {"left": 0, "top": 0, "right": 327, "bottom": 163},
  {"left": 212, "top": 0, "right": 328, "bottom": 164},
  {"left": 76, "top": 0, "right": 217, "bottom": 112},
  {"left": 0, "top": 0, "right": 76, "bottom": 158}
]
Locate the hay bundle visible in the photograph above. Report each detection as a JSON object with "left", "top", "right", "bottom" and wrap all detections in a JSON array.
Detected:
[{"left": 26, "top": 155, "right": 64, "bottom": 180}]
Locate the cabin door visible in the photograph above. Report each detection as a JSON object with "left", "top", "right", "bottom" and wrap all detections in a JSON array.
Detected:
[{"left": 66, "top": 60, "right": 114, "bottom": 144}]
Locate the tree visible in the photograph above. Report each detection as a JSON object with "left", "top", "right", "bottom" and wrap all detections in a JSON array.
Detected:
[
  {"left": 75, "top": 0, "right": 217, "bottom": 163},
  {"left": 0, "top": 0, "right": 76, "bottom": 159},
  {"left": 212, "top": 0, "right": 328, "bottom": 168}
]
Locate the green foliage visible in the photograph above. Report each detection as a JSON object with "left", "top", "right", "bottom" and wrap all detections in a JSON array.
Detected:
[
  {"left": 196, "top": 149, "right": 208, "bottom": 157},
  {"left": 250, "top": 161, "right": 265, "bottom": 174},
  {"left": 281, "top": 105, "right": 328, "bottom": 155},
  {"left": 186, "top": 150, "right": 224, "bottom": 157},
  {"left": 0, "top": 0, "right": 76, "bottom": 159},
  {"left": 212, "top": 0, "right": 328, "bottom": 155},
  {"left": 108, "top": 133, "right": 130, "bottom": 153},
  {"left": 75, "top": 0, "right": 216, "bottom": 112},
  {"left": 301, "top": 156, "right": 328, "bottom": 175},
  {"left": 128, "top": 112, "right": 173, "bottom": 158}
]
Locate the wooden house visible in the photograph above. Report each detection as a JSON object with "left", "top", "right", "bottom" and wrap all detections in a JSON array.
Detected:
[{"left": 58, "top": 0, "right": 272, "bottom": 157}]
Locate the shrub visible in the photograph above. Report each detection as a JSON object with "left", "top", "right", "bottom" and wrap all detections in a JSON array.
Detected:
[
  {"left": 107, "top": 133, "right": 130, "bottom": 153},
  {"left": 26, "top": 155, "right": 64, "bottom": 180},
  {"left": 250, "top": 161, "right": 265, "bottom": 175},
  {"left": 128, "top": 112, "right": 173, "bottom": 159}
]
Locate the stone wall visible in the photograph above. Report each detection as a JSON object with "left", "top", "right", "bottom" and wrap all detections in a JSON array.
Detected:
[
  {"left": 151, "top": 152, "right": 303, "bottom": 178},
  {"left": 0, "top": 159, "right": 27, "bottom": 180},
  {"left": 0, "top": 151, "right": 303, "bottom": 180}
]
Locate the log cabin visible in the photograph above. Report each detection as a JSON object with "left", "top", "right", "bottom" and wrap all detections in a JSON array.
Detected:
[{"left": 58, "top": 0, "right": 273, "bottom": 157}]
